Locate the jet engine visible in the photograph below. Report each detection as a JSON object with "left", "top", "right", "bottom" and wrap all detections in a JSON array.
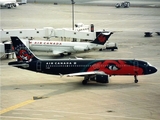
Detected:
[
  {"left": 13, "top": 3, "right": 19, "bottom": 7},
  {"left": 74, "top": 46, "right": 89, "bottom": 51},
  {"left": 90, "top": 75, "right": 109, "bottom": 83}
]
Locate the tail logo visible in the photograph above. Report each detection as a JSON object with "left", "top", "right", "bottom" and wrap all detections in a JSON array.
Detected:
[
  {"left": 14, "top": 44, "right": 33, "bottom": 62},
  {"left": 18, "top": 49, "right": 33, "bottom": 62},
  {"left": 98, "top": 34, "right": 106, "bottom": 43}
]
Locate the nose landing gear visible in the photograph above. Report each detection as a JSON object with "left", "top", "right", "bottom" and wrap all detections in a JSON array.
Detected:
[{"left": 134, "top": 75, "right": 138, "bottom": 83}]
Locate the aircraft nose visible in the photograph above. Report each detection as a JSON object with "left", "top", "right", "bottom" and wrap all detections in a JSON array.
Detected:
[{"left": 148, "top": 66, "right": 157, "bottom": 74}]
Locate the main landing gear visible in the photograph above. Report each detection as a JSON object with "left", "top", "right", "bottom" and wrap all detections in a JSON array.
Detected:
[
  {"left": 60, "top": 53, "right": 64, "bottom": 57},
  {"left": 60, "top": 53, "right": 71, "bottom": 57},
  {"left": 134, "top": 75, "right": 138, "bottom": 83},
  {"left": 82, "top": 75, "right": 139, "bottom": 84},
  {"left": 82, "top": 76, "right": 89, "bottom": 85},
  {"left": 82, "top": 75, "right": 109, "bottom": 85}
]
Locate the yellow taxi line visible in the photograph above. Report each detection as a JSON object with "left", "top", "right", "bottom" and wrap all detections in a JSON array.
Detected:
[{"left": 0, "top": 99, "right": 35, "bottom": 115}]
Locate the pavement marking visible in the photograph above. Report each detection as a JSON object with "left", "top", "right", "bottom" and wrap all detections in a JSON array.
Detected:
[
  {"left": 0, "top": 116, "right": 55, "bottom": 120},
  {"left": 17, "top": 109, "right": 155, "bottom": 120},
  {"left": 0, "top": 99, "right": 35, "bottom": 115}
]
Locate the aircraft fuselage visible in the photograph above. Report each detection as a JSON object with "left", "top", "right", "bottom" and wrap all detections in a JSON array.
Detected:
[
  {"left": 9, "top": 59, "right": 157, "bottom": 76},
  {"left": 29, "top": 40, "right": 101, "bottom": 53}
]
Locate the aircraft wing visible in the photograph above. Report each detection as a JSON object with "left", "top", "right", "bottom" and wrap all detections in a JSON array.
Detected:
[{"left": 63, "top": 71, "right": 107, "bottom": 77}]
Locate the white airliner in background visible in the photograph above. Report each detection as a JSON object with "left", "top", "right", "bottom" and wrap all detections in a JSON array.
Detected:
[
  {"left": 22, "top": 32, "right": 117, "bottom": 57},
  {"left": 0, "top": 0, "right": 27, "bottom": 9}
]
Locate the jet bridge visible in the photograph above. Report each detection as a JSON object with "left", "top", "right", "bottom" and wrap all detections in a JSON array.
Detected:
[
  {"left": 0, "top": 24, "right": 117, "bottom": 59},
  {"left": 0, "top": 27, "right": 97, "bottom": 41},
  {"left": 0, "top": 24, "right": 96, "bottom": 41},
  {"left": 0, "top": 42, "right": 14, "bottom": 59}
]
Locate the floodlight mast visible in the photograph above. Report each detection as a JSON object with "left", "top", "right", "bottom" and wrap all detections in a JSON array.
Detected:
[{"left": 71, "top": 0, "right": 75, "bottom": 30}]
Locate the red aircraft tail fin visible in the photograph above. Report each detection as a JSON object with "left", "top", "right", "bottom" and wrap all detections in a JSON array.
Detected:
[{"left": 91, "top": 32, "right": 113, "bottom": 45}]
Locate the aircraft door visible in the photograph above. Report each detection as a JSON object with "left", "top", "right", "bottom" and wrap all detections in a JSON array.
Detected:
[{"left": 36, "top": 61, "right": 41, "bottom": 71}]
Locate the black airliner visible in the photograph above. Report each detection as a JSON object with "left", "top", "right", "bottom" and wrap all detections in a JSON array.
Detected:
[{"left": 8, "top": 37, "right": 157, "bottom": 85}]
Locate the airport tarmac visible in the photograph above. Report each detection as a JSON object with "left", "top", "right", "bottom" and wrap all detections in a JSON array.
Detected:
[{"left": 1, "top": 3, "right": 160, "bottom": 120}]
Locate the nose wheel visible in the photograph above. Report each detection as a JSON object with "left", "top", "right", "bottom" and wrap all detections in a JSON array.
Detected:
[{"left": 134, "top": 75, "right": 138, "bottom": 83}]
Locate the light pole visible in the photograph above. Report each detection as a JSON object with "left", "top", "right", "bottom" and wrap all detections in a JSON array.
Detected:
[{"left": 71, "top": 0, "right": 75, "bottom": 30}]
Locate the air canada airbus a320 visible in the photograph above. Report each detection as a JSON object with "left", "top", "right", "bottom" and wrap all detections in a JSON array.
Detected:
[{"left": 9, "top": 37, "right": 157, "bottom": 85}]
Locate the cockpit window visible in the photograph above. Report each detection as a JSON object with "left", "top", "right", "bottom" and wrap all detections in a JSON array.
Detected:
[
  {"left": 137, "top": 61, "right": 151, "bottom": 67},
  {"left": 143, "top": 63, "right": 148, "bottom": 66},
  {"left": 147, "top": 62, "right": 152, "bottom": 66}
]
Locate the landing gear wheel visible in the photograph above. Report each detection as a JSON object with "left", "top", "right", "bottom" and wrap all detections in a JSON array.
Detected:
[
  {"left": 111, "top": 49, "right": 114, "bottom": 51},
  {"left": 60, "top": 53, "right": 64, "bottom": 57},
  {"left": 134, "top": 75, "right": 138, "bottom": 83},
  {"left": 68, "top": 53, "right": 71, "bottom": 55},
  {"left": 115, "top": 3, "right": 120, "bottom": 8},
  {"left": 99, "top": 48, "right": 102, "bottom": 51},
  {"left": 82, "top": 80, "right": 88, "bottom": 85},
  {"left": 135, "top": 79, "right": 138, "bottom": 83},
  {"left": 8, "top": 4, "right": 11, "bottom": 9}
]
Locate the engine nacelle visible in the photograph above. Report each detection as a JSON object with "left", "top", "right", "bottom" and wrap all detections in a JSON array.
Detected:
[
  {"left": 14, "top": 3, "right": 19, "bottom": 7},
  {"left": 90, "top": 75, "right": 109, "bottom": 83},
  {"left": 74, "top": 46, "right": 88, "bottom": 52}
]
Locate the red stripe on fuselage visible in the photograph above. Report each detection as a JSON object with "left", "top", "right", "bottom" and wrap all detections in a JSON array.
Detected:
[{"left": 87, "top": 60, "right": 143, "bottom": 75}]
